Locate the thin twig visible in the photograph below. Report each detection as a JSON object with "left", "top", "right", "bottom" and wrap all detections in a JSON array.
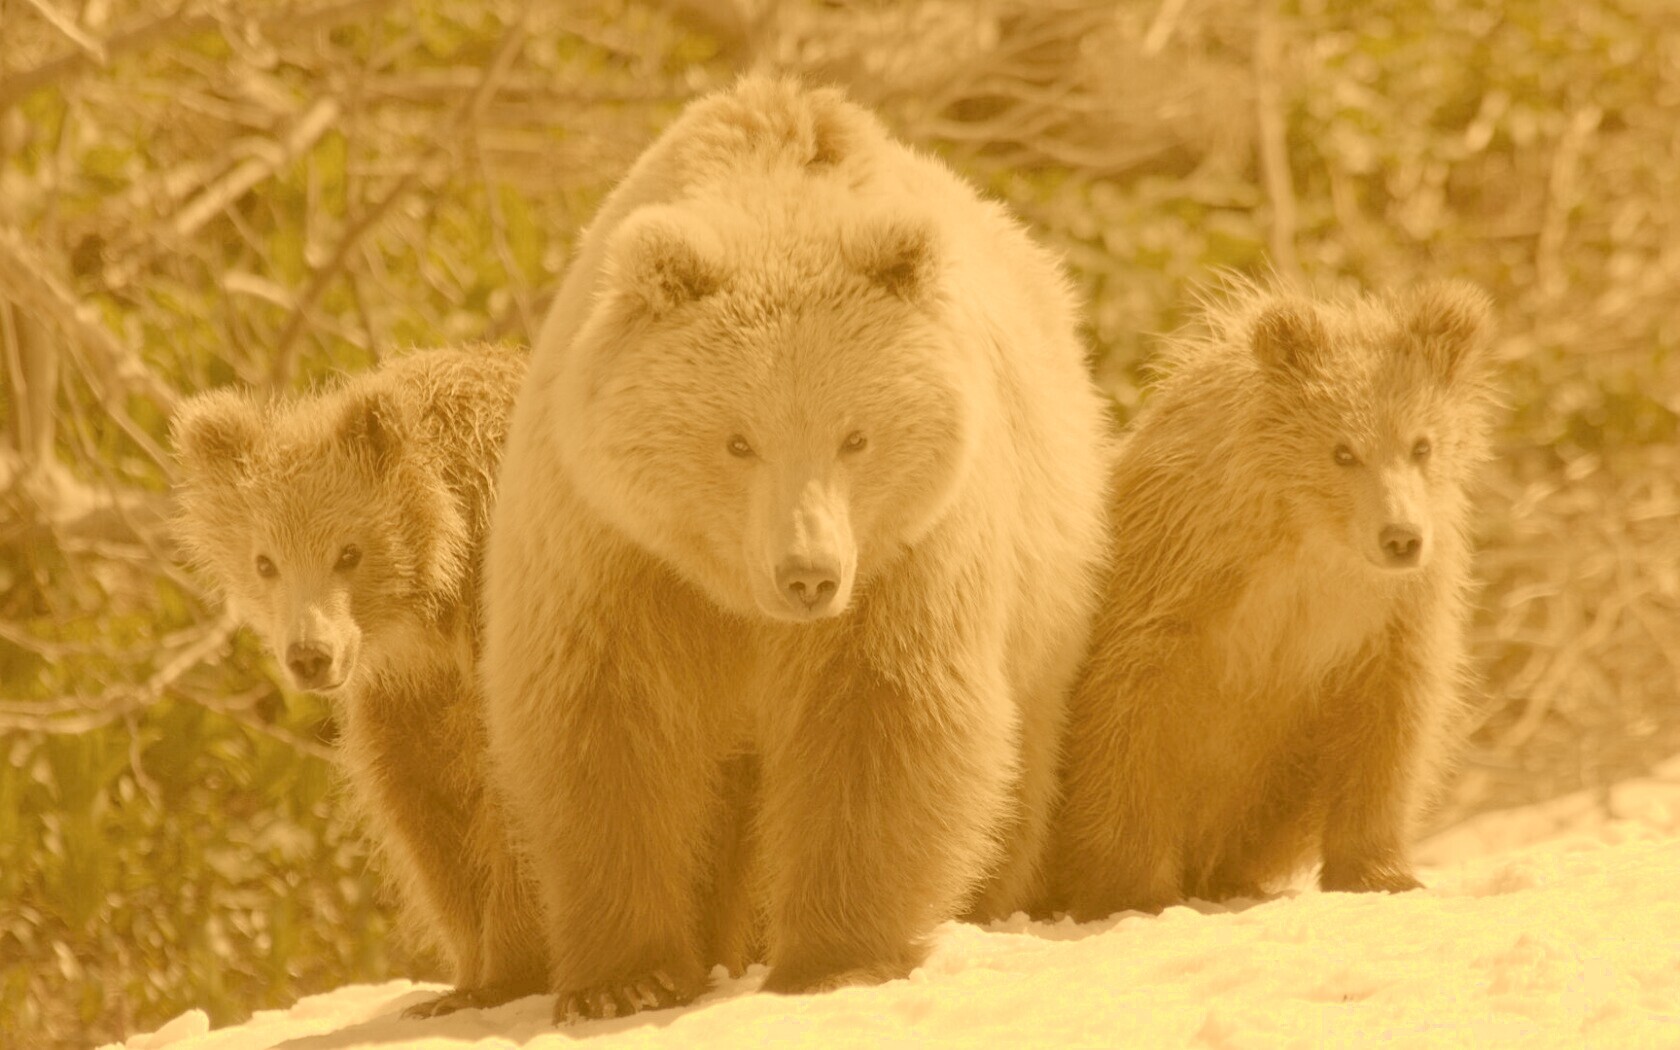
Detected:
[
  {"left": 173, "top": 98, "right": 343, "bottom": 241},
  {"left": 0, "top": 0, "right": 402, "bottom": 110},
  {"left": 0, "top": 613, "right": 238, "bottom": 734},
  {"left": 267, "top": 18, "right": 530, "bottom": 389},
  {"left": 1535, "top": 104, "right": 1602, "bottom": 298},
  {"left": 1142, "top": 0, "right": 1190, "bottom": 55},
  {"left": 0, "top": 225, "right": 180, "bottom": 412},
  {"left": 18, "top": 0, "right": 108, "bottom": 64},
  {"left": 1253, "top": 9, "right": 1300, "bottom": 283},
  {"left": 176, "top": 682, "right": 338, "bottom": 762}
]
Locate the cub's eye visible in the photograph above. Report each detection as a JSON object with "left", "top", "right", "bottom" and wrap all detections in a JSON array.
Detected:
[
  {"left": 726, "top": 435, "right": 755, "bottom": 459},
  {"left": 1333, "top": 444, "right": 1359, "bottom": 467},
  {"left": 841, "top": 431, "right": 868, "bottom": 454},
  {"left": 1412, "top": 438, "right": 1432, "bottom": 460},
  {"left": 336, "top": 544, "right": 362, "bottom": 571},
  {"left": 255, "top": 555, "right": 277, "bottom": 579}
]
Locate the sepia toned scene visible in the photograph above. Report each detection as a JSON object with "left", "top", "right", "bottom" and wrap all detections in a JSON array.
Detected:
[{"left": 2, "top": 1, "right": 1677, "bottom": 1047}]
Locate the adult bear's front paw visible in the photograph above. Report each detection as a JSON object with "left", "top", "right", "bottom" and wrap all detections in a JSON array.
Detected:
[
  {"left": 551, "top": 968, "right": 706, "bottom": 1024},
  {"left": 1319, "top": 860, "right": 1424, "bottom": 895}
]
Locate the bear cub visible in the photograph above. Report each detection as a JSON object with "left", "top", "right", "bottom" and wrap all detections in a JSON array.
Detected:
[
  {"left": 1055, "top": 280, "right": 1500, "bottom": 920},
  {"left": 172, "top": 345, "right": 545, "bottom": 1017}
]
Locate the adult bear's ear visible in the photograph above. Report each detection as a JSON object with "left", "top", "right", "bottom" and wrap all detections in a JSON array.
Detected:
[
  {"left": 337, "top": 387, "right": 406, "bottom": 473},
  {"left": 1403, "top": 279, "right": 1494, "bottom": 384},
  {"left": 1251, "top": 299, "right": 1330, "bottom": 380},
  {"left": 845, "top": 215, "right": 938, "bottom": 301},
  {"left": 606, "top": 208, "right": 727, "bottom": 318},
  {"left": 172, "top": 389, "right": 262, "bottom": 482}
]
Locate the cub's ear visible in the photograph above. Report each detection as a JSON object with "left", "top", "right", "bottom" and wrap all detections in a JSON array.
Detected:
[
  {"left": 1251, "top": 299, "right": 1330, "bottom": 379},
  {"left": 1404, "top": 280, "right": 1494, "bottom": 383},
  {"left": 845, "top": 215, "right": 938, "bottom": 301},
  {"left": 337, "top": 387, "right": 406, "bottom": 473},
  {"left": 171, "top": 389, "right": 262, "bottom": 482},
  {"left": 606, "top": 209, "right": 726, "bottom": 318}
]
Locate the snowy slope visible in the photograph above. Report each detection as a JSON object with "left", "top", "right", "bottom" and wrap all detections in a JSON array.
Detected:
[{"left": 109, "top": 758, "right": 1680, "bottom": 1050}]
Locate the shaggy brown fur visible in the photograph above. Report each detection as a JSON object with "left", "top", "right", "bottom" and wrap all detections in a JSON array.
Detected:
[
  {"left": 1054, "top": 280, "right": 1500, "bottom": 921},
  {"left": 483, "top": 76, "right": 1113, "bottom": 1022},
  {"left": 171, "top": 345, "right": 545, "bottom": 1016}
]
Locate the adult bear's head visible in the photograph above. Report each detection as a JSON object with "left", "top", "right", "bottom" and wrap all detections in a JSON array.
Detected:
[{"left": 557, "top": 187, "right": 985, "bottom": 622}]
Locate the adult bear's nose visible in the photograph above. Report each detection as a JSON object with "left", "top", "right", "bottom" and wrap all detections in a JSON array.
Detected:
[
  {"left": 1379, "top": 524, "right": 1423, "bottom": 567},
  {"left": 776, "top": 558, "right": 841, "bottom": 616},
  {"left": 286, "top": 641, "right": 333, "bottom": 688}
]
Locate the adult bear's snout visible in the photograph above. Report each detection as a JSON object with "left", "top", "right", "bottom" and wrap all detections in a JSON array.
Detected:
[{"left": 776, "top": 556, "right": 842, "bottom": 615}]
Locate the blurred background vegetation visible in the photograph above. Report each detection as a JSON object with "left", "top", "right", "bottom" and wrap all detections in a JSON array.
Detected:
[{"left": 1, "top": 0, "right": 1676, "bottom": 1045}]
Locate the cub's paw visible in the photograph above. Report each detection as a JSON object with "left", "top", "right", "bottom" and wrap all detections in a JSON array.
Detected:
[
  {"left": 401, "top": 986, "right": 499, "bottom": 1020},
  {"left": 1319, "top": 863, "right": 1424, "bottom": 895},
  {"left": 551, "top": 969, "right": 706, "bottom": 1024},
  {"left": 402, "top": 977, "right": 547, "bottom": 1018},
  {"left": 1199, "top": 878, "right": 1268, "bottom": 905},
  {"left": 761, "top": 955, "right": 917, "bottom": 996},
  {"left": 1062, "top": 890, "right": 1178, "bottom": 924}
]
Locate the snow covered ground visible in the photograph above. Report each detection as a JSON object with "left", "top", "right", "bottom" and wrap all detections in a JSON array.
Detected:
[{"left": 109, "top": 757, "right": 1680, "bottom": 1050}]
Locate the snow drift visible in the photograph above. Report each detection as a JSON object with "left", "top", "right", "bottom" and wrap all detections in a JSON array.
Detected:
[{"left": 108, "top": 757, "right": 1680, "bottom": 1050}]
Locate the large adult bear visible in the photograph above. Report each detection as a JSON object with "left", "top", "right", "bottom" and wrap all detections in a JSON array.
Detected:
[{"left": 483, "top": 75, "right": 1112, "bottom": 1022}]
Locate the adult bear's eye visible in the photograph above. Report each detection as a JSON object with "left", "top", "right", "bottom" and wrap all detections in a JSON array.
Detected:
[
  {"left": 1333, "top": 444, "right": 1359, "bottom": 467},
  {"left": 841, "top": 431, "right": 867, "bottom": 454},
  {"left": 336, "top": 544, "right": 362, "bottom": 571},
  {"left": 727, "top": 435, "right": 755, "bottom": 459},
  {"left": 255, "top": 554, "right": 278, "bottom": 579}
]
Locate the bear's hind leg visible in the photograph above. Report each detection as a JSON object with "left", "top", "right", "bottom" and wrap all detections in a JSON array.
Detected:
[
  {"left": 1054, "top": 656, "right": 1196, "bottom": 921},
  {"left": 962, "top": 669, "right": 1069, "bottom": 922}
]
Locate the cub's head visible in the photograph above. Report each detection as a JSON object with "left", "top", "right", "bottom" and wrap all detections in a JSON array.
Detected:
[
  {"left": 1248, "top": 281, "right": 1499, "bottom": 573},
  {"left": 172, "top": 384, "right": 465, "bottom": 693},
  {"left": 560, "top": 195, "right": 982, "bottom": 622}
]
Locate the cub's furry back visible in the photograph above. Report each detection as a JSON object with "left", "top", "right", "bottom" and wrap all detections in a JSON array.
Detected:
[
  {"left": 170, "top": 344, "right": 545, "bottom": 1017},
  {"left": 1055, "top": 279, "right": 1501, "bottom": 921}
]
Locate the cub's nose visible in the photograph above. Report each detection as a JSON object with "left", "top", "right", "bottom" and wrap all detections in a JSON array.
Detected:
[
  {"left": 1379, "top": 524, "right": 1424, "bottom": 568},
  {"left": 776, "top": 558, "right": 841, "bottom": 616},
  {"left": 286, "top": 642, "right": 334, "bottom": 688}
]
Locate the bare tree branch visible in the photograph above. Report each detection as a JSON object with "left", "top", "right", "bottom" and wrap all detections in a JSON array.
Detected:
[
  {"left": 268, "top": 18, "right": 532, "bottom": 389},
  {"left": 1, "top": 303, "right": 58, "bottom": 468},
  {"left": 0, "top": 226, "right": 180, "bottom": 411},
  {"left": 17, "top": 0, "right": 108, "bottom": 64},
  {"left": 173, "top": 97, "right": 344, "bottom": 242},
  {"left": 0, "top": 0, "right": 402, "bottom": 110},
  {"left": 0, "top": 613, "right": 238, "bottom": 733},
  {"left": 1536, "top": 104, "right": 1602, "bottom": 298},
  {"left": 1253, "top": 9, "right": 1301, "bottom": 282}
]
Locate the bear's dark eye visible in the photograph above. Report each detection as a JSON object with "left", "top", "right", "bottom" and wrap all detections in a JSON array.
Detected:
[
  {"left": 841, "top": 431, "right": 867, "bottom": 454},
  {"left": 727, "top": 435, "right": 755, "bottom": 459},
  {"left": 336, "top": 544, "right": 362, "bottom": 571},
  {"left": 1333, "top": 444, "right": 1359, "bottom": 467},
  {"left": 1412, "top": 438, "right": 1432, "bottom": 461},
  {"left": 255, "top": 554, "right": 277, "bottom": 579}
]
